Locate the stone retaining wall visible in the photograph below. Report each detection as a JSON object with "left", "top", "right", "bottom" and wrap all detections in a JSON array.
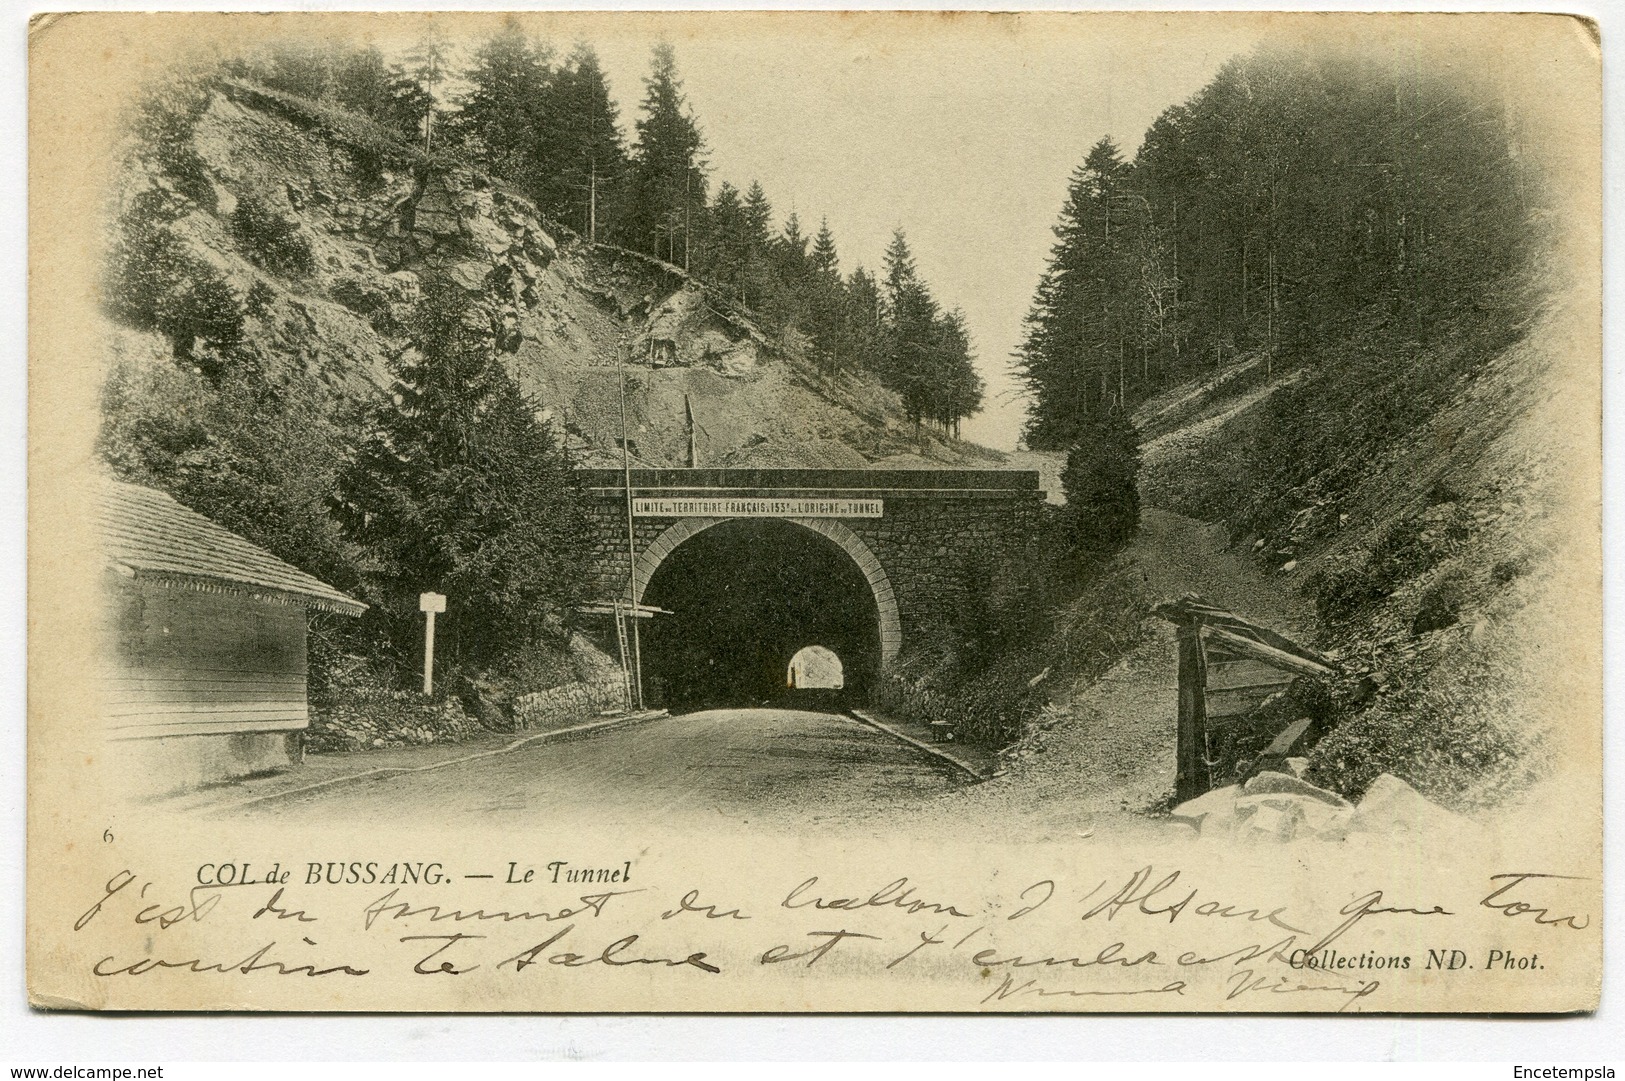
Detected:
[
  {"left": 307, "top": 690, "right": 480, "bottom": 753},
  {"left": 513, "top": 675, "right": 629, "bottom": 730}
]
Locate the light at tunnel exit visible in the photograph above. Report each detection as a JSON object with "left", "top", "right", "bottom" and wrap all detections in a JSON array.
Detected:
[{"left": 788, "top": 645, "right": 844, "bottom": 689}]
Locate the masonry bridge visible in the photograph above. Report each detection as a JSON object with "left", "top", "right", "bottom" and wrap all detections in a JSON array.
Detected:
[{"left": 580, "top": 467, "right": 1044, "bottom": 712}]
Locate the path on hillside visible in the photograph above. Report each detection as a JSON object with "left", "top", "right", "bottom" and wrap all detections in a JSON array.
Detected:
[
  {"left": 1137, "top": 371, "right": 1306, "bottom": 474},
  {"left": 880, "top": 506, "right": 1315, "bottom": 841}
]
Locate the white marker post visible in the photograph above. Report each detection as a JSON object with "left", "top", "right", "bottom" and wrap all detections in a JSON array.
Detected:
[{"left": 419, "top": 591, "right": 447, "bottom": 695}]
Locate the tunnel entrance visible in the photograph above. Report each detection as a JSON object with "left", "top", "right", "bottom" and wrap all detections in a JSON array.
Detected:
[{"left": 639, "top": 519, "right": 881, "bottom": 713}]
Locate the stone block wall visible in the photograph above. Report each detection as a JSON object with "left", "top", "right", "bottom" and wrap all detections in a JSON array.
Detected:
[
  {"left": 117, "top": 731, "right": 296, "bottom": 799},
  {"left": 513, "top": 674, "right": 629, "bottom": 730},
  {"left": 845, "top": 494, "right": 1046, "bottom": 650},
  {"left": 583, "top": 503, "right": 668, "bottom": 603},
  {"left": 580, "top": 487, "right": 1045, "bottom": 664}
]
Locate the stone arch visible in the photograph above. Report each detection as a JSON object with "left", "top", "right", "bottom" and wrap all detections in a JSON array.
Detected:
[{"left": 634, "top": 516, "right": 902, "bottom": 665}]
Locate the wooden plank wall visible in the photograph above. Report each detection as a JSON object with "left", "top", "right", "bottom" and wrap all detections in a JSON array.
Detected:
[
  {"left": 101, "top": 578, "right": 310, "bottom": 739},
  {"left": 1202, "top": 655, "right": 1297, "bottom": 721},
  {"left": 1201, "top": 638, "right": 1297, "bottom": 721}
]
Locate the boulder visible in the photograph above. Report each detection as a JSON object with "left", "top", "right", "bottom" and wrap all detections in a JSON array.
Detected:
[
  {"left": 1350, "top": 773, "right": 1474, "bottom": 836},
  {"left": 446, "top": 259, "right": 490, "bottom": 292},
  {"left": 1244, "top": 770, "right": 1352, "bottom": 808},
  {"left": 411, "top": 178, "right": 463, "bottom": 239},
  {"left": 467, "top": 211, "right": 514, "bottom": 256},
  {"left": 1283, "top": 757, "right": 1311, "bottom": 778},
  {"left": 383, "top": 270, "right": 420, "bottom": 304},
  {"left": 1235, "top": 791, "right": 1354, "bottom": 842},
  {"left": 525, "top": 226, "right": 558, "bottom": 263},
  {"left": 1170, "top": 784, "right": 1240, "bottom": 833},
  {"left": 1235, "top": 797, "right": 1298, "bottom": 842},
  {"left": 1230, "top": 770, "right": 1356, "bottom": 842}
]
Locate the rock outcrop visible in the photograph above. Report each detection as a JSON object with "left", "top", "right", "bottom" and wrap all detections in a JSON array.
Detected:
[
  {"left": 106, "top": 77, "right": 1002, "bottom": 472},
  {"left": 1172, "top": 770, "right": 1474, "bottom": 843}
]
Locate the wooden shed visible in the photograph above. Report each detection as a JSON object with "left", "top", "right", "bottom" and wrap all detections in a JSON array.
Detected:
[{"left": 96, "top": 479, "right": 365, "bottom": 796}]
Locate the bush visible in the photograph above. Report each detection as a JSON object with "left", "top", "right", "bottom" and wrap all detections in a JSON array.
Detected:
[
  {"left": 332, "top": 276, "right": 387, "bottom": 315},
  {"left": 231, "top": 194, "right": 315, "bottom": 278},
  {"left": 1309, "top": 676, "right": 1540, "bottom": 809},
  {"left": 306, "top": 650, "right": 484, "bottom": 753},
  {"left": 221, "top": 76, "right": 440, "bottom": 174},
  {"left": 104, "top": 217, "right": 245, "bottom": 363},
  {"left": 1306, "top": 562, "right": 1384, "bottom": 625},
  {"left": 875, "top": 560, "right": 1148, "bottom": 750},
  {"left": 1367, "top": 514, "right": 1440, "bottom": 590},
  {"left": 1412, "top": 569, "right": 1474, "bottom": 634},
  {"left": 97, "top": 357, "right": 362, "bottom": 595},
  {"left": 1306, "top": 510, "right": 1465, "bottom": 628},
  {"left": 1060, "top": 407, "right": 1141, "bottom": 561},
  {"left": 129, "top": 66, "right": 218, "bottom": 207}
]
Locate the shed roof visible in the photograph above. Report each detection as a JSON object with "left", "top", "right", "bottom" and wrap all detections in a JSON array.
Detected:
[
  {"left": 98, "top": 479, "right": 366, "bottom": 616},
  {"left": 1152, "top": 593, "right": 1336, "bottom": 678}
]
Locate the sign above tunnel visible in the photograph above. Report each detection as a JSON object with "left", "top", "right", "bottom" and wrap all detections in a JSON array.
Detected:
[{"left": 633, "top": 497, "right": 883, "bottom": 518}]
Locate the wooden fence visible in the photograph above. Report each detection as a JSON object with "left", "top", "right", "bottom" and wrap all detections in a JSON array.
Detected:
[{"left": 1154, "top": 594, "right": 1338, "bottom": 802}]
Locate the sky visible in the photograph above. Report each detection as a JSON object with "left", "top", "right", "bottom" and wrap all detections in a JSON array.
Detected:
[{"left": 385, "top": 13, "right": 1265, "bottom": 450}]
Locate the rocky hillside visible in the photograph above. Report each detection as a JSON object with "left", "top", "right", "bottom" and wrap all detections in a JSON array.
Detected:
[
  {"left": 101, "top": 77, "right": 998, "bottom": 470},
  {"left": 1133, "top": 288, "right": 1594, "bottom": 811}
]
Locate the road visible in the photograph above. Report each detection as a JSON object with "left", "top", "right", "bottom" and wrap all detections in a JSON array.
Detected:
[{"left": 221, "top": 707, "right": 961, "bottom": 830}]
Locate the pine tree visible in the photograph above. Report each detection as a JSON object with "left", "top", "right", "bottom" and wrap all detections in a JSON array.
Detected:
[
  {"left": 805, "top": 218, "right": 847, "bottom": 365},
  {"left": 621, "top": 43, "right": 707, "bottom": 266},
  {"left": 699, "top": 182, "right": 750, "bottom": 299},
  {"left": 399, "top": 30, "right": 453, "bottom": 152},
  {"left": 844, "top": 266, "right": 887, "bottom": 374},
  {"left": 543, "top": 43, "right": 628, "bottom": 239},
  {"left": 741, "top": 181, "right": 773, "bottom": 244},
  {"left": 1015, "top": 137, "right": 1142, "bottom": 550},
  {"left": 1016, "top": 137, "right": 1133, "bottom": 449},
  {"left": 881, "top": 228, "right": 917, "bottom": 310},
  {"left": 451, "top": 22, "right": 554, "bottom": 188},
  {"left": 779, "top": 212, "right": 809, "bottom": 270},
  {"left": 258, "top": 42, "right": 340, "bottom": 101},
  {"left": 931, "top": 308, "right": 984, "bottom": 436},
  {"left": 337, "top": 277, "right": 587, "bottom": 672},
  {"left": 330, "top": 47, "right": 393, "bottom": 117},
  {"left": 811, "top": 218, "right": 839, "bottom": 274},
  {"left": 846, "top": 267, "right": 883, "bottom": 334},
  {"left": 766, "top": 211, "right": 811, "bottom": 329},
  {"left": 881, "top": 230, "right": 939, "bottom": 425},
  {"left": 738, "top": 181, "right": 776, "bottom": 310}
]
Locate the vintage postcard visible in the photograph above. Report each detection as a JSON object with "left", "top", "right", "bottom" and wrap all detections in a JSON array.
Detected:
[{"left": 27, "top": 10, "right": 1601, "bottom": 1012}]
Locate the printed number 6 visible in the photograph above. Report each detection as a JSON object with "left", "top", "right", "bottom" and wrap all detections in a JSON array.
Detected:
[{"left": 102, "top": 828, "right": 113, "bottom": 843}]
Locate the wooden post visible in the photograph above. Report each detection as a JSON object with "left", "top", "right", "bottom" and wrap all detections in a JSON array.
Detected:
[
  {"left": 422, "top": 610, "right": 436, "bottom": 695},
  {"left": 419, "top": 592, "right": 447, "bottom": 696},
  {"left": 1175, "top": 620, "right": 1210, "bottom": 803},
  {"left": 684, "top": 394, "right": 698, "bottom": 468},
  {"left": 617, "top": 356, "right": 644, "bottom": 711}
]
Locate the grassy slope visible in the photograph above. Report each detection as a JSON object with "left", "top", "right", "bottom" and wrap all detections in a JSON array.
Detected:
[{"left": 1136, "top": 293, "right": 1591, "bottom": 809}]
